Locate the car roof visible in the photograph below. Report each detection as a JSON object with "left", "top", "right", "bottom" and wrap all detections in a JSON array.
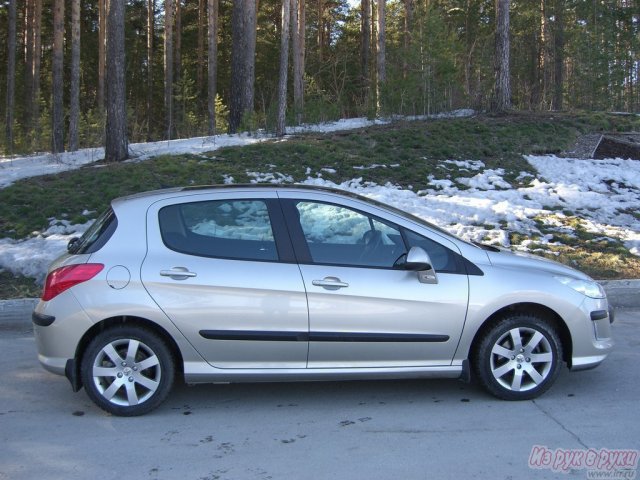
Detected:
[
  {"left": 112, "top": 183, "right": 465, "bottom": 242},
  {"left": 113, "top": 184, "right": 370, "bottom": 204}
]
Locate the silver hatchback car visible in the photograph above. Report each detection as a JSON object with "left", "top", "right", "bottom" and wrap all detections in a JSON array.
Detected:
[{"left": 33, "top": 185, "right": 614, "bottom": 416}]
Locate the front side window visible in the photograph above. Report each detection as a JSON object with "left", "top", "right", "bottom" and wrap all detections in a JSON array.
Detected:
[
  {"left": 159, "top": 200, "right": 278, "bottom": 261},
  {"left": 294, "top": 201, "right": 405, "bottom": 268}
]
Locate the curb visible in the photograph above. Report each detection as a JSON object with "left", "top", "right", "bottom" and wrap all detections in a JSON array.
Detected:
[
  {"left": 0, "top": 298, "right": 38, "bottom": 332},
  {"left": 598, "top": 279, "right": 640, "bottom": 309},
  {"left": 0, "top": 280, "right": 638, "bottom": 332}
]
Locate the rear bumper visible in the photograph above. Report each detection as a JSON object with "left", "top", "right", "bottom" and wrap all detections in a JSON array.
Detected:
[{"left": 37, "top": 353, "right": 67, "bottom": 376}]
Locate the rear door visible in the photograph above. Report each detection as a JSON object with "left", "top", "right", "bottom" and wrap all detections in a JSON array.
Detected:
[{"left": 141, "top": 191, "right": 309, "bottom": 369}]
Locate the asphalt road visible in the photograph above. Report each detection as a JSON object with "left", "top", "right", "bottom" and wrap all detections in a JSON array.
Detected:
[{"left": 1, "top": 311, "right": 639, "bottom": 480}]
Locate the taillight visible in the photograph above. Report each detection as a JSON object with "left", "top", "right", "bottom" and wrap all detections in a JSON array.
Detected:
[{"left": 42, "top": 264, "right": 104, "bottom": 301}]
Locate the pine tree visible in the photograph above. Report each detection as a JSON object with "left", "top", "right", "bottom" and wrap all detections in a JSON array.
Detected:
[
  {"left": 105, "top": 0, "right": 128, "bottom": 162},
  {"left": 164, "top": 0, "right": 175, "bottom": 139},
  {"left": 291, "top": 0, "right": 305, "bottom": 124},
  {"left": 276, "top": 0, "right": 292, "bottom": 137},
  {"left": 52, "top": 0, "right": 65, "bottom": 153},
  {"left": 69, "top": 0, "right": 81, "bottom": 151},
  {"left": 98, "top": 0, "right": 106, "bottom": 112},
  {"left": 376, "top": 0, "right": 386, "bottom": 115},
  {"left": 229, "top": 0, "right": 257, "bottom": 133},
  {"left": 147, "top": 0, "right": 155, "bottom": 140},
  {"left": 493, "top": 0, "right": 511, "bottom": 112},
  {"left": 207, "top": 0, "right": 218, "bottom": 135},
  {"left": 5, "top": 0, "right": 17, "bottom": 153}
]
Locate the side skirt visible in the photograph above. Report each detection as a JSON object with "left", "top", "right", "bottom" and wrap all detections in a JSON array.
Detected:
[{"left": 183, "top": 363, "right": 464, "bottom": 384}]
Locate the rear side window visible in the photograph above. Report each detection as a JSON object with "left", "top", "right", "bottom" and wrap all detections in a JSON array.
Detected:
[
  {"left": 73, "top": 207, "right": 118, "bottom": 254},
  {"left": 159, "top": 200, "right": 278, "bottom": 261}
]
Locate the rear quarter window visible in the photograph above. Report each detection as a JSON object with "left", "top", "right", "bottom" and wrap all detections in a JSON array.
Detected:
[{"left": 74, "top": 207, "right": 118, "bottom": 254}]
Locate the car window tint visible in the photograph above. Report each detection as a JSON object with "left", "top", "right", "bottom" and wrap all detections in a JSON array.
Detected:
[
  {"left": 294, "top": 201, "right": 405, "bottom": 268},
  {"left": 403, "top": 229, "right": 458, "bottom": 273},
  {"left": 75, "top": 207, "right": 118, "bottom": 254},
  {"left": 159, "top": 200, "right": 278, "bottom": 261}
]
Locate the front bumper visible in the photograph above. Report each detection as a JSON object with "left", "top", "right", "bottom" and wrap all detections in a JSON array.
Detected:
[{"left": 569, "top": 298, "right": 614, "bottom": 371}]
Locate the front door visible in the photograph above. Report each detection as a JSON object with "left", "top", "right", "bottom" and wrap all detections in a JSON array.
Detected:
[{"left": 279, "top": 195, "right": 469, "bottom": 368}]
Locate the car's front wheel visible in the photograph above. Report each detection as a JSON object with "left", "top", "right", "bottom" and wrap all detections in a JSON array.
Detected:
[
  {"left": 81, "top": 325, "right": 175, "bottom": 416},
  {"left": 473, "top": 314, "right": 562, "bottom": 400}
]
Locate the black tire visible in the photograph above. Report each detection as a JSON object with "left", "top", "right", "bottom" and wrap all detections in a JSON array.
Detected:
[
  {"left": 473, "top": 314, "right": 563, "bottom": 400},
  {"left": 81, "top": 325, "right": 175, "bottom": 416}
]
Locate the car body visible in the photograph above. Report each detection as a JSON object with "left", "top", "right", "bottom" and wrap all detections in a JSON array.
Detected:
[{"left": 33, "top": 185, "right": 614, "bottom": 415}]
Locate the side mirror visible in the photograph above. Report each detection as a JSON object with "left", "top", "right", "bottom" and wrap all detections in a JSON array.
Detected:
[
  {"left": 405, "top": 246, "right": 432, "bottom": 271},
  {"left": 67, "top": 237, "right": 81, "bottom": 254},
  {"left": 406, "top": 246, "right": 438, "bottom": 284}
]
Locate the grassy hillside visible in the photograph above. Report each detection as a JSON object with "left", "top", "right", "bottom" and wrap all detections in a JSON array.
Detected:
[{"left": 1, "top": 112, "right": 639, "bottom": 298}]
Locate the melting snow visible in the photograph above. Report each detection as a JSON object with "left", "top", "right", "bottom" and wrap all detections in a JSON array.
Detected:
[
  {"left": 0, "top": 110, "right": 475, "bottom": 189},
  {"left": 1, "top": 108, "right": 639, "bottom": 283}
]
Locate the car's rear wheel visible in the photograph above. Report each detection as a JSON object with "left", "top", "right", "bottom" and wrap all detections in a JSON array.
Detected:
[
  {"left": 81, "top": 325, "right": 175, "bottom": 416},
  {"left": 473, "top": 314, "right": 562, "bottom": 400}
]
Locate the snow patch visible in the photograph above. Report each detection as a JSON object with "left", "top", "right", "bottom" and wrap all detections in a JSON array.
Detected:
[
  {"left": 1, "top": 110, "right": 475, "bottom": 189},
  {"left": 0, "top": 220, "right": 92, "bottom": 282}
]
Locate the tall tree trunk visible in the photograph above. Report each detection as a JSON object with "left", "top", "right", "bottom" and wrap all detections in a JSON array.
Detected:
[
  {"left": 69, "top": 0, "right": 81, "bottom": 151},
  {"left": 174, "top": 0, "right": 182, "bottom": 132},
  {"left": 25, "top": 0, "right": 34, "bottom": 131},
  {"left": 229, "top": 0, "right": 244, "bottom": 133},
  {"left": 164, "top": 0, "right": 175, "bottom": 139},
  {"left": 98, "top": 0, "right": 106, "bottom": 112},
  {"left": 552, "top": 0, "right": 564, "bottom": 111},
  {"left": 244, "top": 0, "right": 257, "bottom": 124},
  {"left": 317, "top": 0, "right": 324, "bottom": 62},
  {"left": 198, "top": 0, "right": 205, "bottom": 96},
  {"left": 229, "top": 0, "right": 257, "bottom": 133},
  {"left": 105, "top": 0, "right": 128, "bottom": 162},
  {"left": 539, "top": 0, "right": 551, "bottom": 109},
  {"left": 361, "top": 0, "right": 371, "bottom": 101},
  {"left": 276, "top": 0, "right": 291, "bottom": 137},
  {"left": 493, "top": 0, "right": 511, "bottom": 112},
  {"left": 5, "top": 0, "right": 17, "bottom": 153},
  {"left": 376, "top": 0, "right": 386, "bottom": 115},
  {"left": 463, "top": 0, "right": 476, "bottom": 100},
  {"left": 32, "top": 0, "right": 42, "bottom": 142},
  {"left": 147, "top": 0, "right": 155, "bottom": 140},
  {"left": 291, "top": 0, "right": 305, "bottom": 124},
  {"left": 402, "top": 0, "right": 413, "bottom": 80},
  {"left": 207, "top": 0, "right": 218, "bottom": 135},
  {"left": 52, "top": 0, "right": 65, "bottom": 153}
]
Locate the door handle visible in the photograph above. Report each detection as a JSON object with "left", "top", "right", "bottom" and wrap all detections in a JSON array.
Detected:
[
  {"left": 312, "top": 277, "right": 349, "bottom": 290},
  {"left": 160, "top": 267, "right": 197, "bottom": 280}
]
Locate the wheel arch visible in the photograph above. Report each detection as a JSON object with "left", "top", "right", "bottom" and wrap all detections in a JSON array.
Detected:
[
  {"left": 468, "top": 302, "right": 573, "bottom": 367},
  {"left": 71, "top": 315, "right": 185, "bottom": 391}
]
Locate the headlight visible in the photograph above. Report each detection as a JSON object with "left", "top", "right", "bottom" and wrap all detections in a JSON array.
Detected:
[{"left": 554, "top": 276, "right": 606, "bottom": 299}]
